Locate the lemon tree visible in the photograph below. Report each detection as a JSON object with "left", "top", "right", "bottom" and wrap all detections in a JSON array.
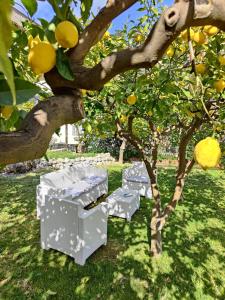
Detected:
[
  {"left": 0, "top": 0, "right": 225, "bottom": 258},
  {"left": 81, "top": 12, "right": 224, "bottom": 256}
]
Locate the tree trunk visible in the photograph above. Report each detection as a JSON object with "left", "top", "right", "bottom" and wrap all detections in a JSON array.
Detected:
[
  {"left": 143, "top": 156, "right": 163, "bottom": 257},
  {"left": 151, "top": 226, "right": 162, "bottom": 257},
  {"left": 150, "top": 182, "right": 163, "bottom": 257},
  {"left": 119, "top": 138, "right": 126, "bottom": 164}
]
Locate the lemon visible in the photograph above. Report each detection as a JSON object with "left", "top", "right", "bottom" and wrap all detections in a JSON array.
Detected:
[
  {"left": 55, "top": 21, "right": 79, "bottom": 48},
  {"left": 120, "top": 115, "right": 127, "bottom": 123},
  {"left": 28, "top": 42, "right": 56, "bottom": 75},
  {"left": 127, "top": 94, "right": 137, "bottom": 105},
  {"left": 103, "top": 31, "right": 110, "bottom": 39},
  {"left": 196, "top": 63, "right": 206, "bottom": 75},
  {"left": 86, "top": 124, "right": 92, "bottom": 133},
  {"left": 147, "top": 110, "right": 153, "bottom": 117},
  {"left": 180, "top": 28, "right": 194, "bottom": 41},
  {"left": 1, "top": 105, "right": 14, "bottom": 119},
  {"left": 81, "top": 89, "right": 87, "bottom": 96},
  {"left": 193, "top": 32, "right": 207, "bottom": 44},
  {"left": 166, "top": 46, "right": 174, "bottom": 58},
  {"left": 218, "top": 55, "right": 225, "bottom": 66},
  {"left": 135, "top": 34, "right": 143, "bottom": 43},
  {"left": 194, "top": 137, "right": 221, "bottom": 170},
  {"left": 28, "top": 35, "right": 41, "bottom": 49},
  {"left": 204, "top": 25, "right": 219, "bottom": 36},
  {"left": 157, "top": 126, "right": 162, "bottom": 133},
  {"left": 214, "top": 79, "right": 225, "bottom": 92}
]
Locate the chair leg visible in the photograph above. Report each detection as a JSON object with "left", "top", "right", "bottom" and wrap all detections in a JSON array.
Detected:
[{"left": 75, "top": 258, "right": 86, "bottom": 266}]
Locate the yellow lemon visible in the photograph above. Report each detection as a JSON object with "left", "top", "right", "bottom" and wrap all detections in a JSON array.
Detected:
[
  {"left": 135, "top": 34, "right": 143, "bottom": 43},
  {"left": 180, "top": 28, "right": 194, "bottom": 41},
  {"left": 193, "top": 32, "right": 207, "bottom": 44},
  {"left": 147, "top": 110, "right": 153, "bottom": 117},
  {"left": 28, "top": 35, "right": 41, "bottom": 49},
  {"left": 214, "top": 79, "right": 225, "bottom": 92},
  {"left": 103, "top": 31, "right": 110, "bottom": 39},
  {"left": 28, "top": 42, "right": 56, "bottom": 75},
  {"left": 55, "top": 21, "right": 79, "bottom": 48},
  {"left": 127, "top": 94, "right": 137, "bottom": 105},
  {"left": 194, "top": 137, "right": 221, "bottom": 170},
  {"left": 81, "top": 89, "right": 87, "bottom": 96},
  {"left": 120, "top": 115, "right": 127, "bottom": 123},
  {"left": 204, "top": 25, "right": 219, "bottom": 36},
  {"left": 196, "top": 63, "right": 206, "bottom": 75},
  {"left": 166, "top": 46, "right": 174, "bottom": 58},
  {"left": 157, "top": 126, "right": 163, "bottom": 133},
  {"left": 86, "top": 124, "right": 92, "bottom": 133},
  {"left": 1, "top": 105, "right": 14, "bottom": 119},
  {"left": 218, "top": 55, "right": 225, "bottom": 66}
]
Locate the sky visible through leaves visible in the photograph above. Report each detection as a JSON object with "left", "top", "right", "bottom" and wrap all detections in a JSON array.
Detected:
[{"left": 14, "top": 0, "right": 174, "bottom": 32}]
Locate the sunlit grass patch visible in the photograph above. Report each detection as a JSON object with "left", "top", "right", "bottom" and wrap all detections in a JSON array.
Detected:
[{"left": 0, "top": 166, "right": 224, "bottom": 299}]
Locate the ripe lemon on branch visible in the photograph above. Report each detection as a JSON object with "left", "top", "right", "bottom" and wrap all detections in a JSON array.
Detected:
[
  {"left": 55, "top": 21, "right": 79, "bottom": 48},
  {"left": 120, "top": 115, "right": 127, "bottom": 123},
  {"left": 166, "top": 46, "right": 174, "bottom": 58},
  {"left": 194, "top": 137, "right": 221, "bottom": 170},
  {"left": 196, "top": 63, "right": 206, "bottom": 75},
  {"left": 28, "top": 42, "right": 56, "bottom": 75},
  {"left": 204, "top": 25, "right": 219, "bottom": 36},
  {"left": 193, "top": 31, "right": 207, "bottom": 45},
  {"left": 214, "top": 79, "right": 225, "bottom": 93},
  {"left": 127, "top": 94, "right": 137, "bottom": 105},
  {"left": 218, "top": 55, "right": 225, "bottom": 66},
  {"left": 180, "top": 28, "right": 194, "bottom": 41}
]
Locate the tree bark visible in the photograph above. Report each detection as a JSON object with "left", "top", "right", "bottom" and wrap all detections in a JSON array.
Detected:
[
  {"left": 0, "top": 92, "right": 84, "bottom": 165},
  {"left": 119, "top": 138, "right": 126, "bottom": 164}
]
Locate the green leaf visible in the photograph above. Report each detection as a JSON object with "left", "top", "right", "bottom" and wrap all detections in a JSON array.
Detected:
[
  {"left": 0, "top": 0, "right": 16, "bottom": 105},
  {"left": 56, "top": 49, "right": 75, "bottom": 81},
  {"left": 80, "top": 0, "right": 93, "bottom": 24},
  {"left": 67, "top": 9, "right": 83, "bottom": 32},
  {"left": 0, "top": 78, "right": 40, "bottom": 106},
  {"left": 21, "top": 0, "right": 37, "bottom": 17}
]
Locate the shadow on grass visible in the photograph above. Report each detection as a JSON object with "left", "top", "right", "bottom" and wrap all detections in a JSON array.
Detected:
[{"left": 0, "top": 166, "right": 224, "bottom": 299}]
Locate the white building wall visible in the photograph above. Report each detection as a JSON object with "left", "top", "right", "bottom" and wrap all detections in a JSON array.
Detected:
[{"left": 52, "top": 124, "right": 83, "bottom": 145}]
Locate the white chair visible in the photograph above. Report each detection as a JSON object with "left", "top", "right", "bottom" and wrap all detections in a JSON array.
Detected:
[
  {"left": 36, "top": 165, "right": 108, "bottom": 218},
  {"left": 40, "top": 196, "right": 108, "bottom": 265},
  {"left": 122, "top": 162, "right": 152, "bottom": 199}
]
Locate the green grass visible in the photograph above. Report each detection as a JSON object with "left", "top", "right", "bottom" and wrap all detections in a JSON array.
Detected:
[
  {"left": 0, "top": 165, "right": 225, "bottom": 299},
  {"left": 46, "top": 151, "right": 96, "bottom": 159}
]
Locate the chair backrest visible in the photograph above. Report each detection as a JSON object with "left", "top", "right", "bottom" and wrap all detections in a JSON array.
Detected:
[
  {"left": 130, "top": 162, "right": 149, "bottom": 177},
  {"left": 62, "top": 166, "right": 86, "bottom": 181},
  {"left": 40, "top": 171, "right": 73, "bottom": 188}
]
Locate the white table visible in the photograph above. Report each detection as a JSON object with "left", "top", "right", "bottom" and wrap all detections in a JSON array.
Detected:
[{"left": 106, "top": 188, "right": 140, "bottom": 221}]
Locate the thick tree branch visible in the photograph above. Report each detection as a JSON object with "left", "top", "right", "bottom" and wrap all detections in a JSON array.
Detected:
[
  {"left": 0, "top": 92, "right": 84, "bottom": 165},
  {"left": 70, "top": 0, "right": 138, "bottom": 63},
  {"left": 46, "top": 0, "right": 225, "bottom": 92}
]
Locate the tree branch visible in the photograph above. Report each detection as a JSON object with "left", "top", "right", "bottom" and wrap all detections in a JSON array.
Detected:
[
  {"left": 0, "top": 92, "right": 84, "bottom": 165},
  {"left": 70, "top": 0, "right": 138, "bottom": 63},
  {"left": 46, "top": 0, "right": 225, "bottom": 92}
]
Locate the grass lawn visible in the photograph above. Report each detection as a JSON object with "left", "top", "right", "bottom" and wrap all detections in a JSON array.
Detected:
[
  {"left": 0, "top": 165, "right": 225, "bottom": 300},
  {"left": 46, "top": 150, "right": 97, "bottom": 160}
]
